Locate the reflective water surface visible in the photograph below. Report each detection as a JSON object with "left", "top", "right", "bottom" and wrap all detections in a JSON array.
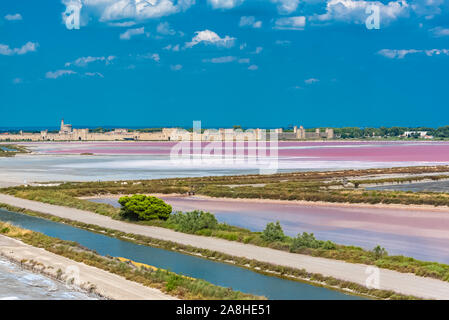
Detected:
[
  {"left": 0, "top": 209, "right": 360, "bottom": 300},
  {"left": 92, "top": 196, "right": 449, "bottom": 264},
  {"left": 0, "top": 257, "right": 97, "bottom": 300}
]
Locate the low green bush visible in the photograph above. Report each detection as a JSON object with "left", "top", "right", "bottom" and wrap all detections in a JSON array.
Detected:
[
  {"left": 261, "top": 221, "right": 285, "bottom": 242},
  {"left": 118, "top": 195, "right": 172, "bottom": 221},
  {"left": 372, "top": 245, "right": 388, "bottom": 259},
  {"left": 290, "top": 232, "right": 337, "bottom": 251},
  {"left": 168, "top": 210, "right": 218, "bottom": 233}
]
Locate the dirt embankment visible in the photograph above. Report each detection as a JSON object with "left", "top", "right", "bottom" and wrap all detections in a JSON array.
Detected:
[{"left": 0, "top": 235, "right": 176, "bottom": 300}]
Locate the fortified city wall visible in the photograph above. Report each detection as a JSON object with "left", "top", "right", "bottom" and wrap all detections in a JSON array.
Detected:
[{"left": 0, "top": 120, "right": 335, "bottom": 142}]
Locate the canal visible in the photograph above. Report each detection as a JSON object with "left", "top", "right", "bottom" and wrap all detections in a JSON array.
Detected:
[{"left": 0, "top": 209, "right": 360, "bottom": 300}]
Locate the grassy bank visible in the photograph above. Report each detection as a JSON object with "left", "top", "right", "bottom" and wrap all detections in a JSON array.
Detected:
[
  {"left": 3, "top": 166, "right": 449, "bottom": 208},
  {"left": 0, "top": 220, "right": 263, "bottom": 300},
  {"left": 128, "top": 211, "right": 449, "bottom": 283},
  {"left": 0, "top": 203, "right": 428, "bottom": 299}
]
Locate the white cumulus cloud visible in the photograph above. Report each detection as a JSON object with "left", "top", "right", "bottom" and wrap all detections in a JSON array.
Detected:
[
  {"left": 311, "top": 0, "right": 409, "bottom": 25},
  {"left": 65, "top": 56, "right": 116, "bottom": 67},
  {"left": 4, "top": 13, "right": 23, "bottom": 21},
  {"left": 157, "top": 21, "right": 176, "bottom": 35},
  {"left": 70, "top": 0, "right": 194, "bottom": 24},
  {"left": 424, "top": 49, "right": 449, "bottom": 56},
  {"left": 45, "top": 70, "right": 76, "bottom": 79},
  {"left": 275, "top": 40, "right": 291, "bottom": 46},
  {"left": 271, "top": 0, "right": 300, "bottom": 15},
  {"left": 0, "top": 42, "right": 39, "bottom": 56},
  {"left": 430, "top": 26, "right": 449, "bottom": 37},
  {"left": 100, "top": 0, "right": 194, "bottom": 21},
  {"left": 85, "top": 72, "right": 105, "bottom": 78},
  {"left": 185, "top": 30, "right": 235, "bottom": 48},
  {"left": 170, "top": 64, "right": 182, "bottom": 70},
  {"left": 239, "top": 16, "right": 262, "bottom": 28},
  {"left": 208, "top": 0, "right": 244, "bottom": 9},
  {"left": 304, "top": 78, "right": 319, "bottom": 84},
  {"left": 151, "top": 53, "right": 161, "bottom": 61},
  {"left": 120, "top": 27, "right": 145, "bottom": 39},
  {"left": 138, "top": 52, "right": 161, "bottom": 61},
  {"left": 107, "top": 21, "right": 137, "bottom": 27},
  {"left": 274, "top": 16, "right": 306, "bottom": 30},
  {"left": 411, "top": 0, "right": 445, "bottom": 17},
  {"left": 253, "top": 46, "right": 263, "bottom": 54},
  {"left": 163, "top": 44, "right": 180, "bottom": 51},
  {"left": 378, "top": 48, "right": 449, "bottom": 59},
  {"left": 377, "top": 49, "right": 421, "bottom": 59},
  {"left": 203, "top": 56, "right": 237, "bottom": 63}
]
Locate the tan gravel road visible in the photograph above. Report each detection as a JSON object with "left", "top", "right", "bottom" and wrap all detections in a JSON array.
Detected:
[
  {"left": 1, "top": 193, "right": 449, "bottom": 299},
  {"left": 0, "top": 235, "right": 175, "bottom": 300}
]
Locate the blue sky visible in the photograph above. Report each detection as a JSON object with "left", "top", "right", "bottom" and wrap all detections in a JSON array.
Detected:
[{"left": 1, "top": 0, "right": 448, "bottom": 128}]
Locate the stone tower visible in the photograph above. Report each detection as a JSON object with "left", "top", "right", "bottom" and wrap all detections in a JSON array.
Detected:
[{"left": 296, "top": 126, "right": 306, "bottom": 139}]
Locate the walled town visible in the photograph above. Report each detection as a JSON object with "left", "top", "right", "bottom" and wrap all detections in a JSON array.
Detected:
[{"left": 0, "top": 120, "right": 334, "bottom": 141}]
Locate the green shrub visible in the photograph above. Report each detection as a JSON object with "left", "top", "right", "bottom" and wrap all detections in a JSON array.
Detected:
[
  {"left": 372, "top": 245, "right": 388, "bottom": 259},
  {"left": 165, "top": 273, "right": 182, "bottom": 292},
  {"left": 0, "top": 227, "right": 10, "bottom": 233},
  {"left": 167, "top": 210, "right": 218, "bottom": 233},
  {"left": 118, "top": 195, "right": 172, "bottom": 221},
  {"left": 322, "top": 240, "right": 337, "bottom": 250},
  {"left": 261, "top": 221, "right": 285, "bottom": 242},
  {"left": 290, "top": 232, "right": 337, "bottom": 251}
]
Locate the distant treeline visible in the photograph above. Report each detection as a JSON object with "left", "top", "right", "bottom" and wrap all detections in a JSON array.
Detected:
[{"left": 331, "top": 126, "right": 449, "bottom": 139}]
